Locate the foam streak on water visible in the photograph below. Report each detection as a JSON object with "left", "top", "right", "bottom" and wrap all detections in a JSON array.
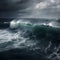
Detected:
[{"left": 0, "top": 29, "right": 37, "bottom": 51}]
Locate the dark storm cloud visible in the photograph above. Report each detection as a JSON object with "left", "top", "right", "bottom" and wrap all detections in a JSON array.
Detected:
[
  {"left": 0, "top": 0, "right": 29, "bottom": 18},
  {"left": 0, "top": 0, "right": 29, "bottom": 11}
]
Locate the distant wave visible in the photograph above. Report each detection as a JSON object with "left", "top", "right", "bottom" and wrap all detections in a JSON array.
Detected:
[
  {"left": 10, "top": 19, "right": 60, "bottom": 29},
  {"left": 0, "top": 18, "right": 60, "bottom": 29}
]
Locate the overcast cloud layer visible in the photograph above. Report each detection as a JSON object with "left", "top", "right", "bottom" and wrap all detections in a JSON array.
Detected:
[{"left": 0, "top": 0, "right": 60, "bottom": 19}]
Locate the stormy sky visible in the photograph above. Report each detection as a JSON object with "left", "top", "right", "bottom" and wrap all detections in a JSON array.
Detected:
[{"left": 0, "top": 0, "right": 60, "bottom": 19}]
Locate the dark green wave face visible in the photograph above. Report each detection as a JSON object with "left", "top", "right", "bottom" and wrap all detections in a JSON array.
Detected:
[{"left": 25, "top": 25, "right": 60, "bottom": 44}]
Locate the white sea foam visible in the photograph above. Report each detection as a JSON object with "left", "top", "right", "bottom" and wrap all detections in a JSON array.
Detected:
[
  {"left": 0, "top": 29, "right": 37, "bottom": 51},
  {"left": 47, "top": 45, "right": 60, "bottom": 60},
  {"left": 10, "top": 20, "right": 32, "bottom": 29},
  {"left": 48, "top": 21, "right": 60, "bottom": 28}
]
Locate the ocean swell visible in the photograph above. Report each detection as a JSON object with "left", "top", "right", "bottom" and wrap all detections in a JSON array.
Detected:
[{"left": 0, "top": 19, "right": 60, "bottom": 60}]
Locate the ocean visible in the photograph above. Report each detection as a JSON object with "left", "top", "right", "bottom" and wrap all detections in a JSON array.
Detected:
[{"left": 0, "top": 18, "right": 60, "bottom": 60}]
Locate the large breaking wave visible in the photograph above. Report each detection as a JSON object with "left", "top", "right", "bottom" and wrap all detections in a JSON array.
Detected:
[{"left": 0, "top": 18, "right": 60, "bottom": 60}]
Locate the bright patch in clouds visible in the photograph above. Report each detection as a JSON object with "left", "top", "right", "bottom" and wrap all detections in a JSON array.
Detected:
[
  {"left": 20, "top": 0, "right": 60, "bottom": 18},
  {"left": 50, "top": 0, "right": 56, "bottom": 3},
  {"left": 35, "top": 2, "right": 49, "bottom": 9},
  {"left": 35, "top": 0, "right": 60, "bottom": 10}
]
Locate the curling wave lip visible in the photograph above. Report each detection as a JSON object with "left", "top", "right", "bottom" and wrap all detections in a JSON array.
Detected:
[
  {"left": 10, "top": 20, "right": 32, "bottom": 29},
  {"left": 48, "top": 21, "right": 60, "bottom": 28}
]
